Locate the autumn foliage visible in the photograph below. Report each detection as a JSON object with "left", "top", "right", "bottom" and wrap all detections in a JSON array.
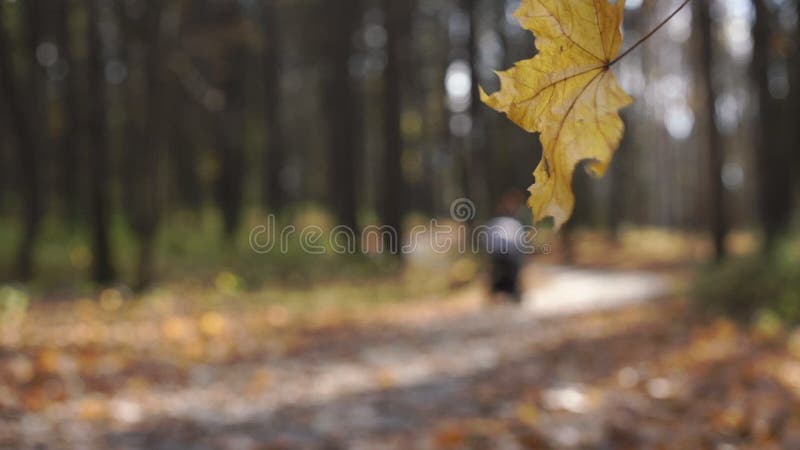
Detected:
[{"left": 482, "top": 0, "right": 634, "bottom": 228}]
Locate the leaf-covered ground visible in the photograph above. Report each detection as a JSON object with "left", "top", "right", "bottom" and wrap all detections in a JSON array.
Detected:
[{"left": 1, "top": 231, "right": 798, "bottom": 450}]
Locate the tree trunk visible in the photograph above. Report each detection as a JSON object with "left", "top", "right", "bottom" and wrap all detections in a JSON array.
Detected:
[
  {"left": 379, "top": 0, "right": 410, "bottom": 254},
  {"left": 0, "top": 110, "right": 7, "bottom": 215},
  {"left": 217, "top": 28, "right": 246, "bottom": 237},
  {"left": 324, "top": 0, "right": 361, "bottom": 231},
  {"left": 795, "top": 2, "right": 800, "bottom": 186},
  {"left": 168, "top": 95, "right": 202, "bottom": 210},
  {"left": 216, "top": 50, "right": 246, "bottom": 237},
  {"left": 263, "top": 0, "right": 287, "bottom": 214},
  {"left": 0, "top": 3, "right": 42, "bottom": 280},
  {"left": 607, "top": 7, "right": 645, "bottom": 241},
  {"left": 162, "top": 1, "right": 200, "bottom": 211},
  {"left": 135, "top": 0, "right": 165, "bottom": 288},
  {"left": 695, "top": 0, "right": 728, "bottom": 261},
  {"left": 55, "top": 0, "right": 81, "bottom": 224},
  {"left": 87, "top": 0, "right": 115, "bottom": 283},
  {"left": 466, "top": 0, "right": 490, "bottom": 217},
  {"left": 607, "top": 112, "right": 632, "bottom": 241},
  {"left": 752, "top": 0, "right": 794, "bottom": 253}
]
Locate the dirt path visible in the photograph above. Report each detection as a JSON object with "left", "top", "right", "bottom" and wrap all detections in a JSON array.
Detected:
[
  {"left": 523, "top": 265, "right": 670, "bottom": 316},
  {"left": 5, "top": 267, "right": 672, "bottom": 448},
  {"left": 4, "top": 267, "right": 797, "bottom": 449}
]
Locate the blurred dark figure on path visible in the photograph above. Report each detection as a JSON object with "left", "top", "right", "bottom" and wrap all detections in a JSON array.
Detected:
[{"left": 486, "top": 191, "right": 527, "bottom": 303}]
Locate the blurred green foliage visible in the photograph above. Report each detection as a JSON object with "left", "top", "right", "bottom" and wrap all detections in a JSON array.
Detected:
[
  {"left": 0, "top": 206, "right": 475, "bottom": 305},
  {"left": 694, "top": 238, "right": 800, "bottom": 323}
]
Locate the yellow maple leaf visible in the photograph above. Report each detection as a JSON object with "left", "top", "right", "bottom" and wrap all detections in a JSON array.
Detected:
[{"left": 481, "top": 0, "right": 633, "bottom": 229}]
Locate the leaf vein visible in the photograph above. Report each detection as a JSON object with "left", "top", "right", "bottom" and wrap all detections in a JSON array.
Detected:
[
  {"left": 536, "top": 1, "right": 605, "bottom": 63},
  {"left": 511, "top": 66, "right": 603, "bottom": 109},
  {"left": 549, "top": 69, "right": 606, "bottom": 167}
]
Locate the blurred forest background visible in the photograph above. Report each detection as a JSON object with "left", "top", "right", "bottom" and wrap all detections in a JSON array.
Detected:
[
  {"left": 1, "top": 0, "right": 800, "bottom": 448},
  {"left": 0, "top": 0, "right": 797, "bottom": 287}
]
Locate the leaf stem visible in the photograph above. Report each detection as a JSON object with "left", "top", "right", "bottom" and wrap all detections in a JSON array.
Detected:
[{"left": 609, "top": 0, "right": 692, "bottom": 67}]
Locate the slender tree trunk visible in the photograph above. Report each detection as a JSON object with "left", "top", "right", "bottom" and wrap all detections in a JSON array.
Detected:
[
  {"left": 135, "top": 0, "right": 165, "bottom": 288},
  {"left": 608, "top": 7, "right": 645, "bottom": 241},
  {"left": 752, "top": 0, "right": 794, "bottom": 253},
  {"left": 263, "top": 0, "right": 287, "bottom": 213},
  {"left": 23, "top": 0, "right": 53, "bottom": 213},
  {"left": 116, "top": 1, "right": 137, "bottom": 223},
  {"left": 466, "top": 0, "right": 490, "bottom": 216},
  {"left": 217, "top": 139, "right": 245, "bottom": 237},
  {"left": 696, "top": 0, "right": 728, "bottom": 261},
  {"left": 324, "top": 0, "right": 361, "bottom": 231},
  {"left": 795, "top": 1, "right": 800, "bottom": 177},
  {"left": 55, "top": 0, "right": 81, "bottom": 224},
  {"left": 198, "top": 1, "right": 247, "bottom": 238},
  {"left": 608, "top": 112, "right": 632, "bottom": 241},
  {"left": 216, "top": 47, "right": 246, "bottom": 237},
  {"left": 0, "top": 4, "right": 42, "bottom": 280},
  {"left": 168, "top": 94, "right": 202, "bottom": 210},
  {"left": 795, "top": 2, "right": 800, "bottom": 184},
  {"left": 563, "top": 162, "right": 593, "bottom": 261},
  {"left": 87, "top": 0, "right": 115, "bottom": 283},
  {"left": 136, "top": 233, "right": 155, "bottom": 291},
  {"left": 379, "top": 0, "right": 410, "bottom": 254},
  {"left": 435, "top": 20, "right": 453, "bottom": 217},
  {"left": 0, "top": 110, "right": 6, "bottom": 214},
  {"left": 163, "top": 3, "right": 200, "bottom": 210},
  {"left": 162, "top": 6, "right": 205, "bottom": 211}
]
